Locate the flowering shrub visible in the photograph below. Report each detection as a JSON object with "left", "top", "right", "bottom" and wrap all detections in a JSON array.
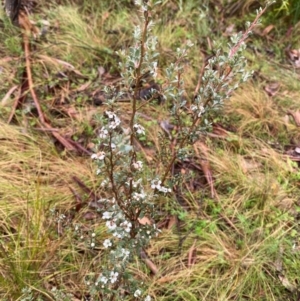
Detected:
[{"left": 88, "top": 0, "right": 274, "bottom": 300}]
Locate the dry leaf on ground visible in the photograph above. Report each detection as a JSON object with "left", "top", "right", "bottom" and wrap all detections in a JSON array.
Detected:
[
  {"left": 194, "top": 141, "right": 218, "bottom": 199},
  {"left": 187, "top": 240, "right": 197, "bottom": 267},
  {"left": 287, "top": 109, "right": 300, "bottom": 127},
  {"left": 278, "top": 274, "right": 296, "bottom": 292},
  {"left": 138, "top": 216, "right": 152, "bottom": 225},
  {"left": 224, "top": 24, "right": 235, "bottom": 36},
  {"left": 287, "top": 49, "right": 300, "bottom": 68},
  {"left": 264, "top": 82, "right": 280, "bottom": 97},
  {"left": 167, "top": 215, "right": 178, "bottom": 229},
  {"left": 140, "top": 249, "right": 158, "bottom": 275},
  {"left": 262, "top": 24, "right": 274, "bottom": 36},
  {"left": 240, "top": 156, "right": 261, "bottom": 174}
]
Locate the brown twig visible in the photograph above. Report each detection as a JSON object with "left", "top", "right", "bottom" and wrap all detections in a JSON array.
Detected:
[
  {"left": 18, "top": 11, "right": 46, "bottom": 123},
  {"left": 187, "top": 240, "right": 197, "bottom": 267},
  {"left": 72, "top": 176, "right": 98, "bottom": 201},
  {"left": 7, "top": 69, "right": 28, "bottom": 123},
  {"left": 193, "top": 51, "right": 206, "bottom": 97},
  {"left": 9, "top": 12, "right": 78, "bottom": 151},
  {"left": 140, "top": 249, "right": 158, "bottom": 275}
]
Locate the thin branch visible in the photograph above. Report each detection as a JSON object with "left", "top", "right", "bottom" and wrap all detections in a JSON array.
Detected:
[{"left": 229, "top": 4, "right": 271, "bottom": 58}]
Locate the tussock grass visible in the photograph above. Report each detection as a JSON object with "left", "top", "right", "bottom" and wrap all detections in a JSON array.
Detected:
[
  {"left": 44, "top": 5, "right": 130, "bottom": 66},
  {"left": 0, "top": 121, "right": 98, "bottom": 298},
  {"left": 225, "top": 84, "right": 286, "bottom": 139}
]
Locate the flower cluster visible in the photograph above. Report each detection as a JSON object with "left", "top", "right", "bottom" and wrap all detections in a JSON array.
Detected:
[
  {"left": 106, "top": 111, "right": 121, "bottom": 129},
  {"left": 134, "top": 123, "right": 146, "bottom": 135},
  {"left": 90, "top": 107, "right": 160, "bottom": 300},
  {"left": 97, "top": 270, "right": 119, "bottom": 286},
  {"left": 151, "top": 179, "right": 172, "bottom": 194},
  {"left": 91, "top": 151, "right": 105, "bottom": 161},
  {"left": 102, "top": 207, "right": 134, "bottom": 239},
  {"left": 99, "top": 127, "right": 108, "bottom": 139},
  {"left": 134, "top": 289, "right": 152, "bottom": 301},
  {"left": 132, "top": 160, "right": 143, "bottom": 171},
  {"left": 190, "top": 103, "right": 205, "bottom": 118},
  {"left": 103, "top": 239, "right": 112, "bottom": 248}
]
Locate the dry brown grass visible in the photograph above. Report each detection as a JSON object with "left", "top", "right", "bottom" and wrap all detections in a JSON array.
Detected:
[{"left": 0, "top": 121, "right": 98, "bottom": 298}]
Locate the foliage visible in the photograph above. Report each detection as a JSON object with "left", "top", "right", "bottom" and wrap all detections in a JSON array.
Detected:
[
  {"left": 86, "top": 1, "right": 276, "bottom": 300},
  {"left": 271, "top": 0, "right": 300, "bottom": 25}
]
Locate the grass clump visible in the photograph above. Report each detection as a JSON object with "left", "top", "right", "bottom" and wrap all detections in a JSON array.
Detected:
[{"left": 0, "top": 121, "right": 98, "bottom": 299}]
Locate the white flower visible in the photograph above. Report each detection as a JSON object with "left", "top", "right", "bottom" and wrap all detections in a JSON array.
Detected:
[
  {"left": 101, "top": 180, "right": 108, "bottom": 187},
  {"left": 110, "top": 271, "right": 119, "bottom": 284},
  {"left": 121, "top": 248, "right": 130, "bottom": 257},
  {"left": 133, "top": 191, "right": 146, "bottom": 201},
  {"left": 160, "top": 186, "right": 172, "bottom": 193},
  {"left": 151, "top": 179, "right": 161, "bottom": 190},
  {"left": 91, "top": 242, "right": 95, "bottom": 248},
  {"left": 121, "top": 220, "right": 129, "bottom": 226},
  {"left": 125, "top": 222, "right": 132, "bottom": 233},
  {"left": 106, "top": 220, "right": 117, "bottom": 230},
  {"left": 99, "top": 127, "right": 108, "bottom": 139},
  {"left": 197, "top": 105, "right": 205, "bottom": 117},
  {"left": 187, "top": 39, "right": 194, "bottom": 47},
  {"left": 109, "top": 119, "right": 120, "bottom": 129},
  {"left": 91, "top": 151, "right": 105, "bottom": 160},
  {"left": 105, "top": 111, "right": 115, "bottom": 119},
  {"left": 132, "top": 178, "right": 142, "bottom": 188},
  {"left": 59, "top": 214, "right": 66, "bottom": 220},
  {"left": 113, "top": 231, "right": 123, "bottom": 239},
  {"left": 134, "top": 289, "right": 142, "bottom": 297},
  {"left": 105, "top": 111, "right": 121, "bottom": 129},
  {"left": 120, "top": 220, "right": 132, "bottom": 233},
  {"left": 144, "top": 295, "right": 151, "bottom": 301},
  {"left": 190, "top": 104, "right": 205, "bottom": 117},
  {"left": 109, "top": 116, "right": 121, "bottom": 128},
  {"left": 102, "top": 211, "right": 113, "bottom": 220},
  {"left": 151, "top": 179, "right": 171, "bottom": 193},
  {"left": 103, "top": 239, "right": 112, "bottom": 248},
  {"left": 133, "top": 123, "right": 145, "bottom": 135},
  {"left": 99, "top": 275, "right": 108, "bottom": 284},
  {"left": 91, "top": 232, "right": 96, "bottom": 237},
  {"left": 132, "top": 160, "right": 143, "bottom": 171},
  {"left": 152, "top": 61, "right": 158, "bottom": 78}
]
